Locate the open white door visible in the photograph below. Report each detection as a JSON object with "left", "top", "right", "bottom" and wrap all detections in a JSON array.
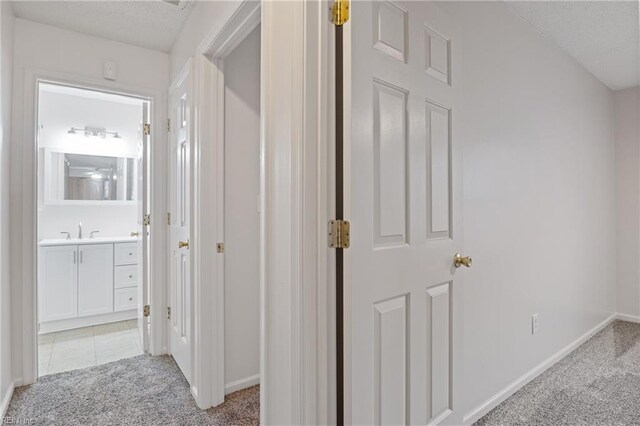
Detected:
[
  {"left": 348, "top": 2, "right": 464, "bottom": 424},
  {"left": 169, "top": 64, "right": 192, "bottom": 383},
  {"left": 137, "top": 101, "right": 151, "bottom": 352}
]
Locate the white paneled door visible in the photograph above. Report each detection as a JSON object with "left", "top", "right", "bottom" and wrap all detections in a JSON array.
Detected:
[
  {"left": 349, "top": 2, "right": 464, "bottom": 424},
  {"left": 137, "top": 101, "right": 151, "bottom": 353},
  {"left": 169, "top": 65, "right": 192, "bottom": 383}
]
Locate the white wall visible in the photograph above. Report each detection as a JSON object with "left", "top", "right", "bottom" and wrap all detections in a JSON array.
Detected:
[
  {"left": 11, "top": 18, "right": 169, "bottom": 384},
  {"left": 0, "top": 0, "right": 14, "bottom": 411},
  {"left": 615, "top": 87, "right": 640, "bottom": 317},
  {"left": 437, "top": 1, "right": 617, "bottom": 418},
  {"left": 37, "top": 90, "right": 141, "bottom": 240},
  {"left": 223, "top": 26, "right": 260, "bottom": 392},
  {"left": 169, "top": 1, "right": 241, "bottom": 81}
]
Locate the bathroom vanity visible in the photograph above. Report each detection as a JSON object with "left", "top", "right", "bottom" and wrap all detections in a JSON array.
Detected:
[{"left": 38, "top": 237, "right": 140, "bottom": 333}]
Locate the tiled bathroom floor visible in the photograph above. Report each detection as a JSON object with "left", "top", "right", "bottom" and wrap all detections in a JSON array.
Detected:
[{"left": 38, "top": 320, "right": 143, "bottom": 376}]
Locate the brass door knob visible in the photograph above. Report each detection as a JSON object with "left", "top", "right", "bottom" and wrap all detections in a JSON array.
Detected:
[
  {"left": 178, "top": 240, "right": 190, "bottom": 249},
  {"left": 454, "top": 253, "right": 472, "bottom": 268},
  {"left": 131, "top": 232, "right": 140, "bottom": 237}
]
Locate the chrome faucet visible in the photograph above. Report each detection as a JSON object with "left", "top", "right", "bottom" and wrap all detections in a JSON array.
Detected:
[
  {"left": 89, "top": 231, "right": 100, "bottom": 239},
  {"left": 60, "top": 231, "right": 71, "bottom": 240},
  {"left": 78, "top": 222, "right": 83, "bottom": 239}
]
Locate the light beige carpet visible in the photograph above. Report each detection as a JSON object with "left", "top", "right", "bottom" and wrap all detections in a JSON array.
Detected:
[
  {"left": 4, "top": 355, "right": 259, "bottom": 425},
  {"left": 476, "top": 320, "right": 640, "bottom": 425}
]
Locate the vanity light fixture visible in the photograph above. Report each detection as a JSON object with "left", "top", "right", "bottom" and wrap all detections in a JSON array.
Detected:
[{"left": 67, "top": 126, "right": 122, "bottom": 139}]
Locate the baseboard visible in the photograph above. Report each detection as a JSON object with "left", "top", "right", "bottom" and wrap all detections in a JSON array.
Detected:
[
  {"left": 462, "top": 313, "right": 616, "bottom": 425},
  {"left": 615, "top": 313, "right": 640, "bottom": 324},
  {"left": 39, "top": 310, "right": 136, "bottom": 334},
  {"left": 225, "top": 374, "right": 260, "bottom": 395},
  {"left": 0, "top": 381, "right": 15, "bottom": 419}
]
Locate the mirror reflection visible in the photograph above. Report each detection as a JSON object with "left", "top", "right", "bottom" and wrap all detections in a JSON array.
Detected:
[{"left": 49, "top": 152, "right": 136, "bottom": 201}]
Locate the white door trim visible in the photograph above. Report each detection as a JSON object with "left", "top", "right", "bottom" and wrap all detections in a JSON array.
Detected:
[
  {"left": 12, "top": 68, "right": 167, "bottom": 386},
  {"left": 189, "top": 0, "right": 333, "bottom": 423},
  {"left": 261, "top": 1, "right": 332, "bottom": 423},
  {"left": 188, "top": 0, "right": 261, "bottom": 411}
]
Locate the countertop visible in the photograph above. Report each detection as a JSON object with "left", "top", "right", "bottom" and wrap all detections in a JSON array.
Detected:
[{"left": 38, "top": 236, "right": 141, "bottom": 247}]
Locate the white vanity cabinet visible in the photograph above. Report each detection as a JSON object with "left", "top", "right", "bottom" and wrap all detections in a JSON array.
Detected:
[
  {"left": 38, "top": 238, "right": 140, "bottom": 333},
  {"left": 113, "top": 242, "right": 138, "bottom": 312},
  {"left": 38, "top": 245, "right": 79, "bottom": 322},
  {"left": 77, "top": 244, "right": 114, "bottom": 317}
]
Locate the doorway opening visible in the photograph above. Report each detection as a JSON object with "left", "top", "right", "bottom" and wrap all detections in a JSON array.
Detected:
[
  {"left": 36, "top": 82, "right": 151, "bottom": 377},
  {"left": 221, "top": 24, "right": 261, "bottom": 397}
]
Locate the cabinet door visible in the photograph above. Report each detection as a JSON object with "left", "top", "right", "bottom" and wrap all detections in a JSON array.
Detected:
[
  {"left": 78, "top": 244, "right": 114, "bottom": 317},
  {"left": 38, "top": 245, "right": 78, "bottom": 322}
]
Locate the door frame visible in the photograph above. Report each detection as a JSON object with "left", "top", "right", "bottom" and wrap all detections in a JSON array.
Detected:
[
  {"left": 14, "top": 68, "right": 167, "bottom": 386},
  {"left": 188, "top": 0, "right": 261, "bottom": 410},
  {"left": 186, "top": 0, "right": 262, "bottom": 411},
  {"left": 189, "top": 0, "right": 335, "bottom": 423}
]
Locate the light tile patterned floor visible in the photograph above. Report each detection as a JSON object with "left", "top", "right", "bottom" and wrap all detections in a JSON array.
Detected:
[{"left": 38, "top": 320, "right": 143, "bottom": 376}]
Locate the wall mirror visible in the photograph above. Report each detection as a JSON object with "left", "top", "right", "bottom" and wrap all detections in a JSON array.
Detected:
[{"left": 44, "top": 150, "right": 137, "bottom": 204}]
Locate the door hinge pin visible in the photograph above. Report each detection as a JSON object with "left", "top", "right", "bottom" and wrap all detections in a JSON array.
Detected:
[
  {"left": 143, "top": 123, "right": 151, "bottom": 136},
  {"left": 328, "top": 220, "right": 350, "bottom": 248},
  {"left": 143, "top": 214, "right": 151, "bottom": 226},
  {"left": 167, "top": 118, "right": 171, "bottom": 132},
  {"left": 216, "top": 243, "right": 224, "bottom": 254},
  {"left": 167, "top": 306, "right": 171, "bottom": 320},
  {"left": 143, "top": 305, "right": 151, "bottom": 317},
  {"left": 167, "top": 212, "right": 171, "bottom": 226},
  {"left": 330, "top": 0, "right": 350, "bottom": 26}
]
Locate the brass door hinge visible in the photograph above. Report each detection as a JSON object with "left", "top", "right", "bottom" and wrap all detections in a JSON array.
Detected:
[
  {"left": 167, "top": 212, "right": 171, "bottom": 225},
  {"left": 217, "top": 243, "right": 224, "bottom": 254},
  {"left": 167, "top": 118, "right": 171, "bottom": 133},
  {"left": 330, "top": 0, "right": 349, "bottom": 26},
  {"left": 167, "top": 306, "right": 171, "bottom": 320},
  {"left": 328, "top": 220, "right": 350, "bottom": 248},
  {"left": 143, "top": 123, "right": 151, "bottom": 136},
  {"left": 143, "top": 214, "right": 151, "bottom": 226},
  {"left": 143, "top": 305, "right": 151, "bottom": 317}
]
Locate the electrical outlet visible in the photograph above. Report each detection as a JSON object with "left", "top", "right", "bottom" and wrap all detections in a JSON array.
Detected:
[{"left": 532, "top": 313, "right": 539, "bottom": 335}]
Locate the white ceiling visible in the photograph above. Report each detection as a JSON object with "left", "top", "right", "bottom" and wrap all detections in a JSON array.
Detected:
[
  {"left": 12, "top": 0, "right": 195, "bottom": 53},
  {"left": 11, "top": 1, "right": 639, "bottom": 90},
  {"left": 505, "top": 1, "right": 640, "bottom": 91}
]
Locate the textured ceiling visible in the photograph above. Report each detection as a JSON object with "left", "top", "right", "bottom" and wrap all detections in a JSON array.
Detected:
[
  {"left": 505, "top": 1, "right": 640, "bottom": 91},
  {"left": 12, "top": 0, "right": 195, "bottom": 52}
]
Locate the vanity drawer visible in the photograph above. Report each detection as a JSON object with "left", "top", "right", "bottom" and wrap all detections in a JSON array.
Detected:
[
  {"left": 114, "top": 265, "right": 138, "bottom": 289},
  {"left": 114, "top": 287, "right": 137, "bottom": 312},
  {"left": 114, "top": 243, "right": 138, "bottom": 266}
]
